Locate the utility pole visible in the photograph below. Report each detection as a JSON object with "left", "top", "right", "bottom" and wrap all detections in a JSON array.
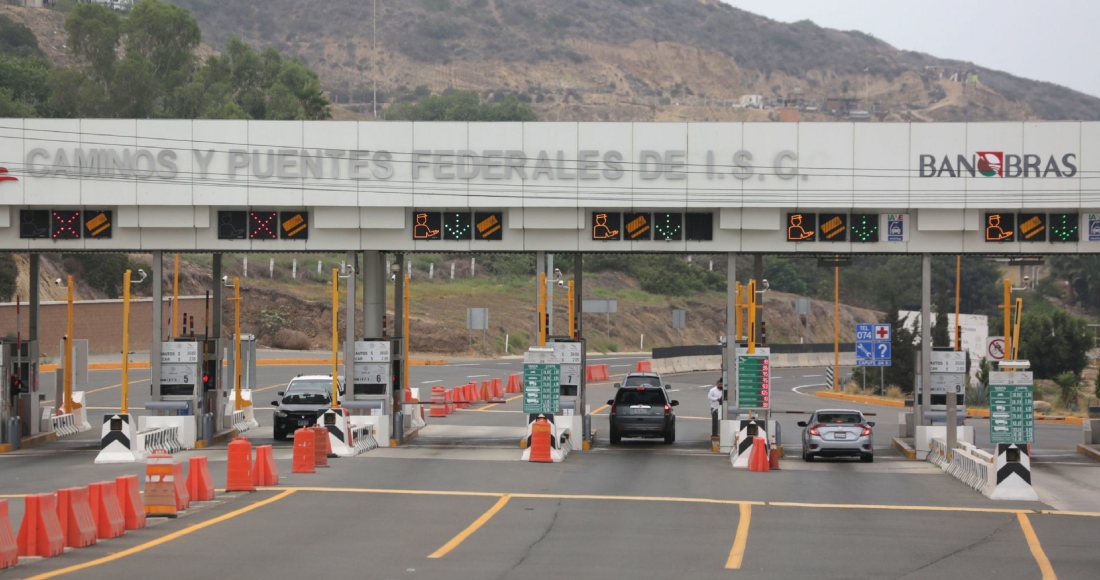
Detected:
[{"left": 373, "top": 0, "right": 378, "bottom": 118}]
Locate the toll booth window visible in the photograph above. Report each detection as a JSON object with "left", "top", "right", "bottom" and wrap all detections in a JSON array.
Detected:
[
  {"left": 1017, "top": 213, "right": 1046, "bottom": 242},
  {"left": 685, "top": 212, "right": 713, "bottom": 241},
  {"left": 653, "top": 213, "right": 683, "bottom": 241},
  {"left": 786, "top": 213, "right": 816, "bottom": 242},
  {"left": 354, "top": 384, "right": 386, "bottom": 396},
  {"left": 217, "top": 211, "right": 247, "bottom": 240},
  {"left": 474, "top": 212, "right": 503, "bottom": 240},
  {"left": 412, "top": 211, "right": 442, "bottom": 240},
  {"left": 624, "top": 212, "right": 651, "bottom": 240},
  {"left": 84, "top": 210, "right": 112, "bottom": 239},
  {"left": 280, "top": 211, "right": 309, "bottom": 239},
  {"left": 984, "top": 213, "right": 1015, "bottom": 242},
  {"left": 443, "top": 212, "right": 473, "bottom": 240},
  {"left": 19, "top": 210, "right": 49, "bottom": 239},
  {"left": 592, "top": 212, "right": 622, "bottom": 240}
]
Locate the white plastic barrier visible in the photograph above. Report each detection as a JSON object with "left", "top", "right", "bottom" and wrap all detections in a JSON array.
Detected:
[
  {"left": 72, "top": 392, "right": 92, "bottom": 433},
  {"left": 926, "top": 438, "right": 1006, "bottom": 499},
  {"left": 226, "top": 389, "right": 259, "bottom": 431},
  {"left": 137, "top": 424, "right": 181, "bottom": 454},
  {"left": 926, "top": 437, "right": 949, "bottom": 467},
  {"left": 230, "top": 409, "right": 251, "bottom": 434},
  {"left": 139, "top": 416, "right": 195, "bottom": 451},
  {"left": 321, "top": 409, "right": 376, "bottom": 457},
  {"left": 51, "top": 412, "right": 78, "bottom": 437},
  {"left": 94, "top": 414, "right": 143, "bottom": 464}
]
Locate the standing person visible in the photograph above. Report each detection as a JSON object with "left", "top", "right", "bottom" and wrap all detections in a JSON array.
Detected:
[{"left": 709, "top": 377, "right": 724, "bottom": 438}]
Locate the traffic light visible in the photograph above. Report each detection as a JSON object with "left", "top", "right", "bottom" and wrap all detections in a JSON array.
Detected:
[
  {"left": 9, "top": 374, "right": 23, "bottom": 393},
  {"left": 202, "top": 359, "right": 218, "bottom": 391},
  {"left": 761, "top": 321, "right": 767, "bottom": 347}
]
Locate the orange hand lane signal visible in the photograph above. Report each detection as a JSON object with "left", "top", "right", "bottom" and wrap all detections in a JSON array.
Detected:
[
  {"left": 786, "top": 213, "right": 816, "bottom": 241},
  {"left": 592, "top": 212, "right": 620, "bottom": 240},
  {"left": 413, "top": 212, "right": 441, "bottom": 239},
  {"left": 985, "top": 213, "right": 1015, "bottom": 242}
]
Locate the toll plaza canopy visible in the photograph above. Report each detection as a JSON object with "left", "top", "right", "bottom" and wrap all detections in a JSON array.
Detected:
[{"left": 2, "top": 119, "right": 1100, "bottom": 254}]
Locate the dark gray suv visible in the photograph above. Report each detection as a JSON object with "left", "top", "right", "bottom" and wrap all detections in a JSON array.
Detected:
[{"left": 607, "top": 385, "right": 678, "bottom": 444}]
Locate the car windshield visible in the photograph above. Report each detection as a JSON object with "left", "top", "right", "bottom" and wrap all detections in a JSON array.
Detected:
[
  {"left": 816, "top": 412, "right": 862, "bottom": 424},
  {"left": 623, "top": 376, "right": 659, "bottom": 387},
  {"left": 615, "top": 389, "right": 666, "bottom": 406},
  {"left": 282, "top": 388, "right": 330, "bottom": 405}
]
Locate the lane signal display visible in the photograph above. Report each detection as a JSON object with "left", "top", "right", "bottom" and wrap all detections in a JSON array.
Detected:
[
  {"left": 474, "top": 212, "right": 503, "bottom": 240},
  {"left": 249, "top": 211, "right": 278, "bottom": 240},
  {"left": 84, "top": 210, "right": 112, "bottom": 239},
  {"left": 592, "top": 212, "right": 621, "bottom": 240},
  {"left": 850, "top": 213, "right": 879, "bottom": 243},
  {"left": 51, "top": 210, "right": 81, "bottom": 240},
  {"left": 624, "top": 212, "right": 651, "bottom": 240},
  {"left": 984, "top": 213, "right": 1015, "bottom": 242},
  {"left": 443, "top": 212, "right": 472, "bottom": 240},
  {"left": 1049, "top": 213, "right": 1078, "bottom": 243},
  {"left": 653, "top": 213, "right": 683, "bottom": 241},
  {"left": 217, "top": 211, "right": 247, "bottom": 240},
  {"left": 786, "top": 213, "right": 816, "bottom": 242},
  {"left": 1017, "top": 213, "right": 1046, "bottom": 242},
  {"left": 685, "top": 212, "right": 713, "bottom": 241},
  {"left": 279, "top": 211, "right": 309, "bottom": 240},
  {"left": 412, "top": 211, "right": 442, "bottom": 240},
  {"left": 819, "top": 213, "right": 848, "bottom": 242},
  {"left": 18, "top": 210, "right": 49, "bottom": 239}
]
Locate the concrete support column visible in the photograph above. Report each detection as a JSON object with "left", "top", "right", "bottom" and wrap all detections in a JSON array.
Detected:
[
  {"left": 345, "top": 252, "right": 356, "bottom": 383},
  {"left": 726, "top": 253, "right": 736, "bottom": 417},
  {"left": 28, "top": 254, "right": 39, "bottom": 342},
  {"left": 393, "top": 252, "right": 405, "bottom": 440},
  {"left": 547, "top": 254, "right": 554, "bottom": 335},
  {"left": 363, "top": 251, "right": 384, "bottom": 337},
  {"left": 920, "top": 253, "right": 931, "bottom": 427},
  {"left": 151, "top": 251, "right": 163, "bottom": 402},
  {"left": 211, "top": 253, "right": 223, "bottom": 431},
  {"left": 211, "top": 254, "right": 222, "bottom": 340}
]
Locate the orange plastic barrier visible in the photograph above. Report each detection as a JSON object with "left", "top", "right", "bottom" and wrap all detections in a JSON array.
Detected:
[
  {"left": 599, "top": 365, "right": 610, "bottom": 381},
  {"left": 89, "top": 481, "right": 126, "bottom": 539},
  {"left": 17, "top": 494, "right": 64, "bottom": 558},
  {"left": 506, "top": 373, "right": 521, "bottom": 394},
  {"left": 529, "top": 417, "right": 553, "bottom": 463},
  {"left": 310, "top": 426, "right": 329, "bottom": 468},
  {"left": 115, "top": 475, "right": 146, "bottom": 530},
  {"left": 491, "top": 377, "right": 504, "bottom": 401},
  {"left": 292, "top": 428, "right": 316, "bottom": 474},
  {"left": 635, "top": 360, "right": 652, "bottom": 372},
  {"left": 144, "top": 450, "right": 178, "bottom": 517},
  {"left": 253, "top": 444, "right": 280, "bottom": 486},
  {"left": 431, "top": 386, "right": 448, "bottom": 417},
  {"left": 769, "top": 445, "right": 780, "bottom": 470},
  {"left": 56, "top": 487, "right": 97, "bottom": 548},
  {"left": 226, "top": 437, "right": 256, "bottom": 492},
  {"left": 445, "top": 388, "right": 455, "bottom": 414},
  {"left": 0, "top": 500, "right": 17, "bottom": 569},
  {"left": 186, "top": 456, "right": 216, "bottom": 502},
  {"left": 171, "top": 463, "right": 191, "bottom": 511}
]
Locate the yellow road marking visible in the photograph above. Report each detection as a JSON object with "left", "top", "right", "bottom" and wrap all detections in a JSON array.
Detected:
[
  {"left": 1017, "top": 513, "right": 1057, "bottom": 579},
  {"left": 253, "top": 381, "right": 289, "bottom": 393},
  {"left": 24, "top": 490, "right": 296, "bottom": 580},
  {"left": 44, "top": 379, "right": 152, "bottom": 405},
  {"left": 591, "top": 404, "right": 610, "bottom": 415},
  {"left": 479, "top": 394, "right": 522, "bottom": 411},
  {"left": 428, "top": 494, "right": 512, "bottom": 558},
  {"left": 725, "top": 503, "right": 751, "bottom": 569}
]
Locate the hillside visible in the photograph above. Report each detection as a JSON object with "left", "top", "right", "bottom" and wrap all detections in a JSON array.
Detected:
[{"left": 157, "top": 0, "right": 1098, "bottom": 122}]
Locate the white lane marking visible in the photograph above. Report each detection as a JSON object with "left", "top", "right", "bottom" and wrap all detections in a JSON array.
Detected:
[
  {"left": 421, "top": 380, "right": 442, "bottom": 384},
  {"left": 468, "top": 374, "right": 490, "bottom": 378},
  {"left": 792, "top": 384, "right": 826, "bottom": 395},
  {"left": 497, "top": 363, "right": 513, "bottom": 365},
  {"left": 610, "top": 365, "right": 630, "bottom": 368},
  {"left": 667, "top": 389, "right": 681, "bottom": 392},
  {"left": 451, "top": 363, "right": 481, "bottom": 367},
  {"left": 586, "top": 356, "right": 643, "bottom": 361},
  {"left": 803, "top": 374, "right": 823, "bottom": 378}
]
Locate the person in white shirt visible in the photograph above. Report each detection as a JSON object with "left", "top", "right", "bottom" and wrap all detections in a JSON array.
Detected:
[{"left": 708, "top": 378, "right": 724, "bottom": 438}]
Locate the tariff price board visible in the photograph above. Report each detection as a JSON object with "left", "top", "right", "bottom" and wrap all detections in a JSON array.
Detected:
[
  {"left": 354, "top": 341, "right": 391, "bottom": 363},
  {"left": 523, "top": 348, "right": 561, "bottom": 415},
  {"left": 988, "top": 371, "right": 1034, "bottom": 444},
  {"left": 735, "top": 348, "right": 770, "bottom": 409},
  {"left": 551, "top": 341, "right": 583, "bottom": 386},
  {"left": 161, "top": 342, "right": 198, "bottom": 364}
]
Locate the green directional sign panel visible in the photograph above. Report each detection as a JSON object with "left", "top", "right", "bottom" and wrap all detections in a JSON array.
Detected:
[
  {"left": 988, "top": 371, "right": 1034, "bottom": 444},
  {"left": 736, "top": 348, "right": 771, "bottom": 410},
  {"left": 522, "top": 348, "right": 561, "bottom": 415}
]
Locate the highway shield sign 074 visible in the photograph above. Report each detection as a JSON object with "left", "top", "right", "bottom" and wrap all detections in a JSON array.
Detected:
[{"left": 988, "top": 371, "right": 1034, "bottom": 444}]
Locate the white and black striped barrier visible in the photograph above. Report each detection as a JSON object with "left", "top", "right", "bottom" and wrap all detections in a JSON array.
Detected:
[
  {"left": 730, "top": 419, "right": 771, "bottom": 469},
  {"left": 989, "top": 443, "right": 1038, "bottom": 501},
  {"left": 94, "top": 414, "right": 142, "bottom": 464},
  {"left": 320, "top": 408, "right": 377, "bottom": 457},
  {"left": 925, "top": 438, "right": 1035, "bottom": 500},
  {"left": 50, "top": 412, "right": 78, "bottom": 437}
]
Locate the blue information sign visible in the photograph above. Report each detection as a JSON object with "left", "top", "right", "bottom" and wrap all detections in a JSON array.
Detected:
[{"left": 856, "top": 324, "right": 892, "bottom": 367}]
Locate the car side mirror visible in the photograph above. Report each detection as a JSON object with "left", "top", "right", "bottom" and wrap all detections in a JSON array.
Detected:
[
  {"left": 867, "top": 422, "right": 875, "bottom": 427},
  {"left": 271, "top": 401, "right": 279, "bottom": 406},
  {"left": 670, "top": 400, "right": 679, "bottom": 406},
  {"left": 797, "top": 421, "right": 807, "bottom": 427},
  {"left": 277, "top": 391, "right": 284, "bottom": 397},
  {"left": 664, "top": 384, "right": 672, "bottom": 389},
  {"left": 606, "top": 400, "right": 615, "bottom": 406},
  {"left": 613, "top": 382, "right": 621, "bottom": 388}
]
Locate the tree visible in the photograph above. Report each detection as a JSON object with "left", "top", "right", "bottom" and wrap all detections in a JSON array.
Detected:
[
  {"left": 385, "top": 89, "right": 537, "bottom": 121},
  {"left": 1017, "top": 309, "right": 1092, "bottom": 379},
  {"left": 0, "top": 254, "right": 17, "bottom": 302},
  {"left": 122, "top": 0, "right": 201, "bottom": 95},
  {"left": 932, "top": 291, "right": 950, "bottom": 347},
  {"left": 65, "top": 3, "right": 122, "bottom": 87},
  {"left": 0, "top": 14, "right": 43, "bottom": 58}
]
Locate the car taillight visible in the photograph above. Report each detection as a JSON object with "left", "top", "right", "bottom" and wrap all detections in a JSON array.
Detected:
[
  {"left": 610, "top": 404, "right": 617, "bottom": 415},
  {"left": 663, "top": 404, "right": 670, "bottom": 415},
  {"left": 859, "top": 424, "right": 872, "bottom": 437},
  {"left": 808, "top": 424, "right": 823, "bottom": 436}
]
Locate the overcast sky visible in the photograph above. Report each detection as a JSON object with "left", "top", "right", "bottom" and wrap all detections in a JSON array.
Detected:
[{"left": 723, "top": 0, "right": 1100, "bottom": 99}]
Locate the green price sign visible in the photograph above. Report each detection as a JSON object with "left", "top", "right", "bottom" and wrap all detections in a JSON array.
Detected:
[
  {"left": 736, "top": 352, "right": 770, "bottom": 409},
  {"left": 988, "top": 372, "right": 1034, "bottom": 444}
]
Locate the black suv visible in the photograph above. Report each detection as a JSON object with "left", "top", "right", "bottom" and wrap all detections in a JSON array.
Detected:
[
  {"left": 607, "top": 385, "right": 678, "bottom": 445},
  {"left": 271, "top": 376, "right": 345, "bottom": 440}
]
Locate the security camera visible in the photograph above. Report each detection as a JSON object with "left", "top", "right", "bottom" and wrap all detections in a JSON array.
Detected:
[
  {"left": 54, "top": 278, "right": 62, "bottom": 286},
  {"left": 762, "top": 279, "right": 770, "bottom": 291},
  {"left": 222, "top": 275, "right": 228, "bottom": 284},
  {"left": 1023, "top": 275, "right": 1030, "bottom": 284},
  {"left": 557, "top": 279, "right": 564, "bottom": 287}
]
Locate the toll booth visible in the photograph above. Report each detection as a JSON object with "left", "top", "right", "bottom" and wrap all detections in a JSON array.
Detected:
[
  {"left": 146, "top": 338, "right": 212, "bottom": 448},
  {"left": 547, "top": 337, "right": 588, "bottom": 444},
  {"left": 2, "top": 339, "right": 40, "bottom": 441},
  {"left": 345, "top": 338, "right": 402, "bottom": 443}
]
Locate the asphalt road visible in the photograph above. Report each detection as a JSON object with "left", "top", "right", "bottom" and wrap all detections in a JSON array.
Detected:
[{"left": 3, "top": 357, "right": 1099, "bottom": 579}]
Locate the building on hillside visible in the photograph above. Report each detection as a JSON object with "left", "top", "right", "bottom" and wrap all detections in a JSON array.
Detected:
[{"left": 738, "top": 94, "right": 763, "bottom": 109}]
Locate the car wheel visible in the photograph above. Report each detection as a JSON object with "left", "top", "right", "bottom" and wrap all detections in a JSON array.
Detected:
[
  {"left": 610, "top": 425, "right": 621, "bottom": 445},
  {"left": 861, "top": 453, "right": 874, "bottom": 463},
  {"left": 274, "top": 429, "right": 286, "bottom": 441},
  {"left": 803, "top": 449, "right": 814, "bottom": 462},
  {"left": 664, "top": 423, "right": 675, "bottom": 445}
]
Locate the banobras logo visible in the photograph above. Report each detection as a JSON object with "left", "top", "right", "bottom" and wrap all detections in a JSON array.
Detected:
[
  {"left": 919, "top": 151, "right": 1077, "bottom": 178},
  {"left": 0, "top": 166, "right": 17, "bottom": 183}
]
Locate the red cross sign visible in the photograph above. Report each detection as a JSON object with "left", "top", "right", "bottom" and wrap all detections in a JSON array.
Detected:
[{"left": 874, "top": 324, "right": 891, "bottom": 340}]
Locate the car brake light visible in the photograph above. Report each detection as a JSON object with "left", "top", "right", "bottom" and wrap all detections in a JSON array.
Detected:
[
  {"left": 636, "top": 387, "right": 645, "bottom": 391},
  {"left": 663, "top": 404, "right": 670, "bottom": 414},
  {"left": 808, "top": 424, "right": 823, "bottom": 436},
  {"left": 610, "top": 404, "right": 617, "bottom": 415},
  {"left": 859, "top": 424, "right": 872, "bottom": 437}
]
